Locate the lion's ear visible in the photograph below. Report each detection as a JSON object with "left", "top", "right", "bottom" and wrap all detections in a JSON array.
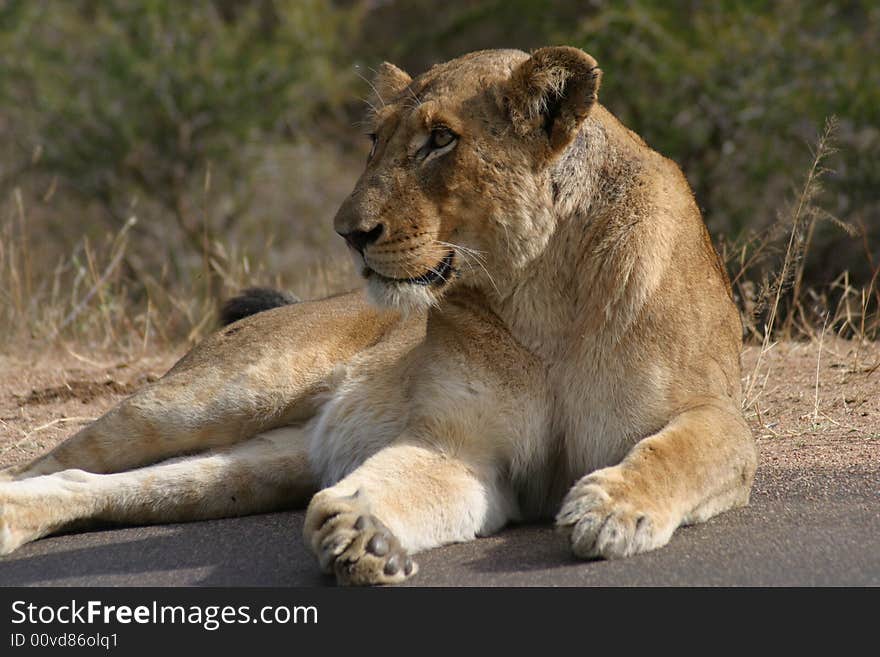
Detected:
[
  {"left": 504, "top": 47, "right": 602, "bottom": 155},
  {"left": 371, "top": 62, "right": 413, "bottom": 103}
]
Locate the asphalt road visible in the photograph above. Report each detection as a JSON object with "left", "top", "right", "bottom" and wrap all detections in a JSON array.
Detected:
[{"left": 1, "top": 464, "right": 877, "bottom": 586}]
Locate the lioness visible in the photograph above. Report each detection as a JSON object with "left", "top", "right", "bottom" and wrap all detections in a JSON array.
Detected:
[{"left": 0, "top": 47, "right": 756, "bottom": 585}]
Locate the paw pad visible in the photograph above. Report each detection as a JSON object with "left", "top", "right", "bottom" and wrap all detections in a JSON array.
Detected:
[{"left": 304, "top": 495, "right": 418, "bottom": 586}]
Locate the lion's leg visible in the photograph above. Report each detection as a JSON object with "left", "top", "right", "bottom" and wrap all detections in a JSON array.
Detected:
[
  {"left": 0, "top": 426, "right": 315, "bottom": 555},
  {"left": 303, "top": 443, "right": 517, "bottom": 585},
  {"left": 0, "top": 373, "right": 308, "bottom": 480},
  {"left": 2, "top": 292, "right": 405, "bottom": 481},
  {"left": 0, "top": 374, "right": 318, "bottom": 481},
  {"left": 556, "top": 401, "right": 757, "bottom": 559}
]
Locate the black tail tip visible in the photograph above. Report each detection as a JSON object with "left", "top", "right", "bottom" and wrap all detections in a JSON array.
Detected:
[{"left": 219, "top": 287, "right": 300, "bottom": 326}]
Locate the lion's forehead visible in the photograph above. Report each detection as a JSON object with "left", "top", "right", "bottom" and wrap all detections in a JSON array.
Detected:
[
  {"left": 421, "top": 48, "right": 529, "bottom": 81},
  {"left": 405, "top": 49, "right": 528, "bottom": 107},
  {"left": 368, "top": 51, "right": 528, "bottom": 138}
]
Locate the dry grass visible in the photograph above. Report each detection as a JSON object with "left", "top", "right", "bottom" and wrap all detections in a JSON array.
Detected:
[
  {"left": 738, "top": 118, "right": 879, "bottom": 414},
  {"left": 0, "top": 141, "right": 362, "bottom": 354},
  {"left": 756, "top": 343, "right": 880, "bottom": 440},
  {"left": 0, "top": 349, "right": 180, "bottom": 467},
  {"left": 724, "top": 119, "right": 878, "bottom": 345}
]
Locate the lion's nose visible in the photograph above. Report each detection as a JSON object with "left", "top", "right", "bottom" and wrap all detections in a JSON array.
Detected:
[{"left": 338, "top": 223, "right": 384, "bottom": 254}]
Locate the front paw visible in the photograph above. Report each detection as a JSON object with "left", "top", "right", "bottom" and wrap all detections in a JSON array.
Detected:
[
  {"left": 303, "top": 490, "right": 417, "bottom": 586},
  {"left": 555, "top": 468, "right": 675, "bottom": 560}
]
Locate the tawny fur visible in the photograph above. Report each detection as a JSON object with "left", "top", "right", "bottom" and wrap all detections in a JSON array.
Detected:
[{"left": 0, "top": 47, "right": 756, "bottom": 585}]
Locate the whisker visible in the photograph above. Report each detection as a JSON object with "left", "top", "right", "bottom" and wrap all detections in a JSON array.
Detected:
[
  {"left": 426, "top": 266, "right": 448, "bottom": 284},
  {"left": 401, "top": 83, "right": 422, "bottom": 110},
  {"left": 434, "top": 240, "right": 501, "bottom": 298},
  {"left": 436, "top": 240, "right": 487, "bottom": 259},
  {"left": 359, "top": 96, "right": 380, "bottom": 117},
  {"left": 435, "top": 241, "right": 488, "bottom": 268},
  {"left": 358, "top": 68, "right": 386, "bottom": 108}
]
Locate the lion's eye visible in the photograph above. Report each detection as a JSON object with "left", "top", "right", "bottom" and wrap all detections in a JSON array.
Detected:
[
  {"left": 429, "top": 127, "right": 456, "bottom": 150},
  {"left": 367, "top": 133, "right": 378, "bottom": 160}
]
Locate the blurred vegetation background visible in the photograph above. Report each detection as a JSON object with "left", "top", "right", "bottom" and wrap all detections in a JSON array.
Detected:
[{"left": 0, "top": 0, "right": 877, "bottom": 349}]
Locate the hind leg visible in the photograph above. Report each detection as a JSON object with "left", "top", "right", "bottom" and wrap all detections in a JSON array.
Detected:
[
  {"left": 0, "top": 426, "right": 316, "bottom": 555},
  {"left": 1, "top": 369, "right": 320, "bottom": 481},
  {"left": 2, "top": 292, "right": 404, "bottom": 481},
  {"left": 1, "top": 364, "right": 320, "bottom": 481}
]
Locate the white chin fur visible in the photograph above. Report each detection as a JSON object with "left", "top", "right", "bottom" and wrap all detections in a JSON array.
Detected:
[{"left": 365, "top": 276, "right": 438, "bottom": 314}]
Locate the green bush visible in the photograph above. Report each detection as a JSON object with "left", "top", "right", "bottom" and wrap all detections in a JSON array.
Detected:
[{"left": 1, "top": 0, "right": 358, "bottom": 289}]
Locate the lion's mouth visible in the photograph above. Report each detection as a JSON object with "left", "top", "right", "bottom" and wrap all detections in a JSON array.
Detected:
[{"left": 365, "top": 250, "right": 455, "bottom": 287}]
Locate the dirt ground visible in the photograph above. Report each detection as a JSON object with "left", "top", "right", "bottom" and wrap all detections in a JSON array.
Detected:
[
  {"left": 0, "top": 347, "right": 183, "bottom": 469},
  {"left": 1, "top": 338, "right": 878, "bottom": 483}
]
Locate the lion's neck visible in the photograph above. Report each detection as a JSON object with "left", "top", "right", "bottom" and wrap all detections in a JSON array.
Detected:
[{"left": 488, "top": 108, "right": 646, "bottom": 359}]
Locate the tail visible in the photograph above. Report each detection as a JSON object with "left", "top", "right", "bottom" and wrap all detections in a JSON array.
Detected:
[{"left": 219, "top": 287, "right": 300, "bottom": 326}]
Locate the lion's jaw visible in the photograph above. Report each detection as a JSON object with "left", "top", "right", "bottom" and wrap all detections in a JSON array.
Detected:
[{"left": 355, "top": 247, "right": 453, "bottom": 313}]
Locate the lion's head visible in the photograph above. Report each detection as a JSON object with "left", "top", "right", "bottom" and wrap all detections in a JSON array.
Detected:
[{"left": 334, "top": 47, "right": 602, "bottom": 311}]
